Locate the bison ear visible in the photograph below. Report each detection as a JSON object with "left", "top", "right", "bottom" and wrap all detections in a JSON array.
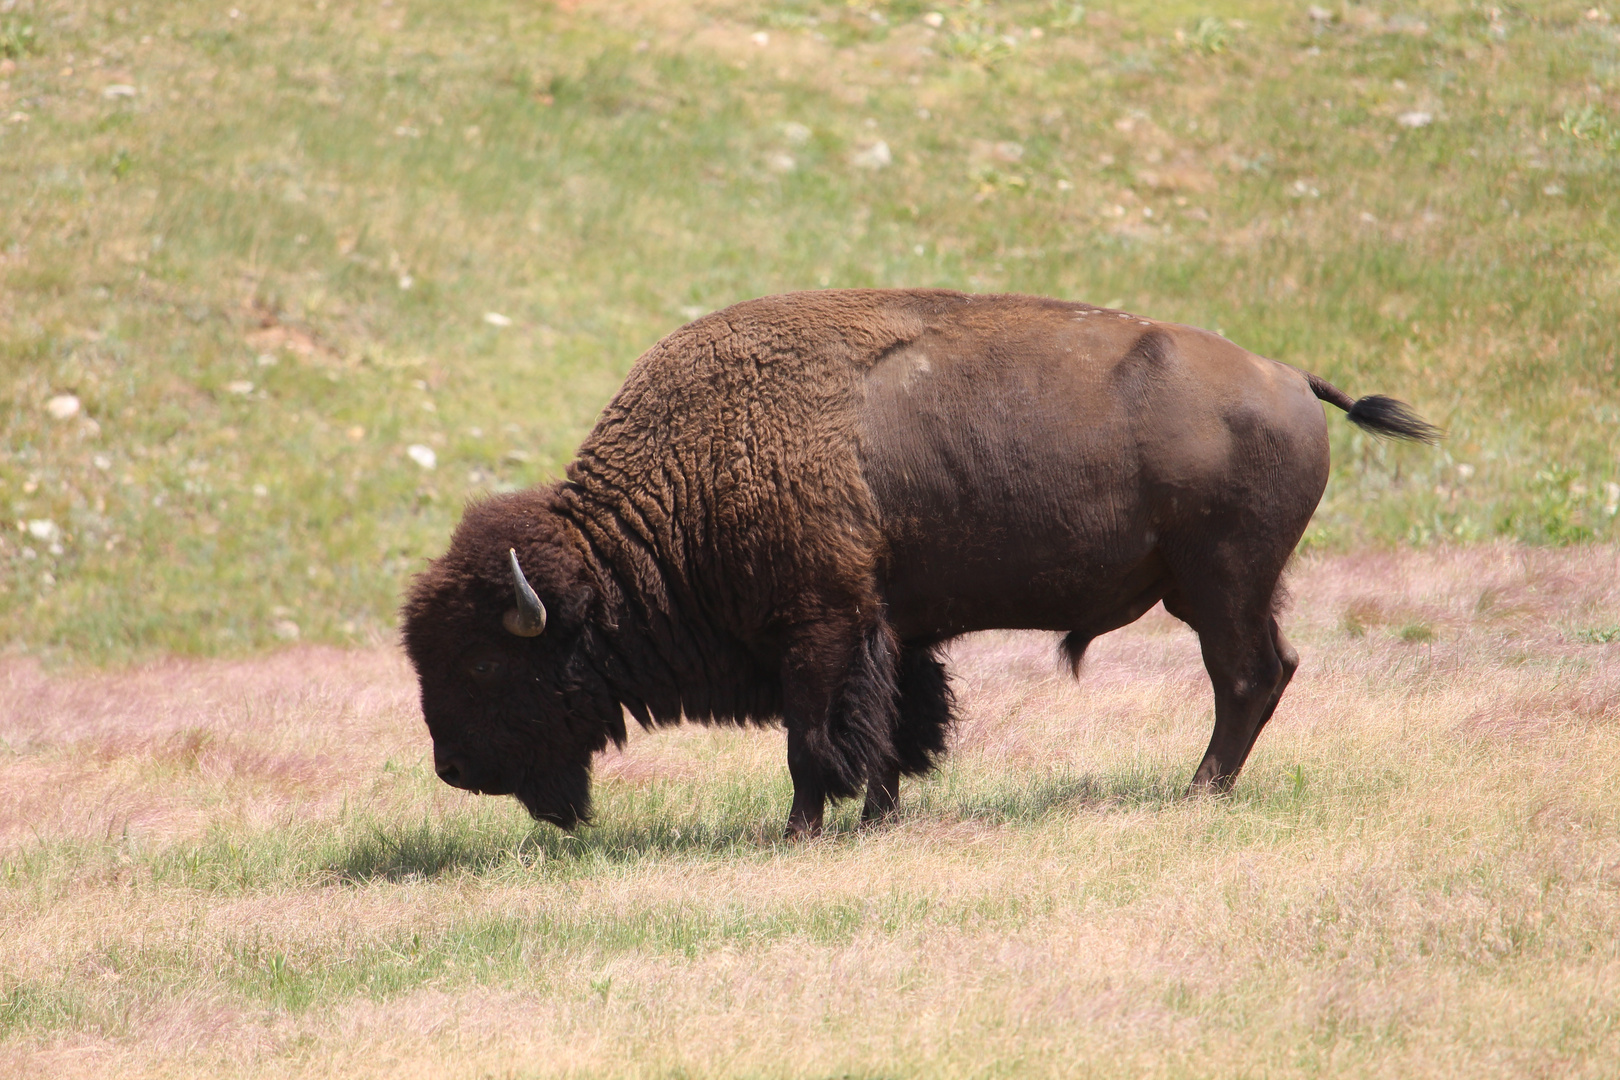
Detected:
[{"left": 503, "top": 548, "right": 548, "bottom": 637}]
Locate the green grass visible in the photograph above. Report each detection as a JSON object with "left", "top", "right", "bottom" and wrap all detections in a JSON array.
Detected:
[
  {"left": 2, "top": 0, "right": 1617, "bottom": 662},
  {"left": 0, "top": 750, "right": 1517, "bottom": 1033}
]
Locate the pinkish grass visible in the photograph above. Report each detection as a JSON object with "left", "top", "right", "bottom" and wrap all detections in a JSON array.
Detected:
[
  {"left": 0, "top": 647, "right": 422, "bottom": 850},
  {"left": 1, "top": 545, "right": 1617, "bottom": 1079}
]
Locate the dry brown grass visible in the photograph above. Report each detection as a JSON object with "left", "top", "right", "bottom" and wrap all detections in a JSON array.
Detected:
[{"left": 2, "top": 545, "right": 1618, "bottom": 1078}]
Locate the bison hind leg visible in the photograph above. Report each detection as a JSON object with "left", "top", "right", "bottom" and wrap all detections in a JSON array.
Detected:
[{"left": 863, "top": 643, "right": 955, "bottom": 823}]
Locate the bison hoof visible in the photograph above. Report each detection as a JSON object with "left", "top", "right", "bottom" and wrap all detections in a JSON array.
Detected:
[
  {"left": 859, "top": 805, "right": 898, "bottom": 827},
  {"left": 784, "top": 819, "right": 823, "bottom": 841},
  {"left": 1184, "top": 776, "right": 1236, "bottom": 799}
]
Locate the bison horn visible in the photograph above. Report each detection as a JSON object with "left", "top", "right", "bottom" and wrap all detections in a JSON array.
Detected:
[{"left": 503, "top": 548, "right": 547, "bottom": 637}]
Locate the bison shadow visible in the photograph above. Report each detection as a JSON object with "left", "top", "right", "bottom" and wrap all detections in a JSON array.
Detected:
[
  {"left": 918, "top": 763, "right": 1190, "bottom": 824},
  {"left": 326, "top": 766, "right": 1201, "bottom": 883}
]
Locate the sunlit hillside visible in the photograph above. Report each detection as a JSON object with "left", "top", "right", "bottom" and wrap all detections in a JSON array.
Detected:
[{"left": 1, "top": 0, "right": 1616, "bottom": 660}]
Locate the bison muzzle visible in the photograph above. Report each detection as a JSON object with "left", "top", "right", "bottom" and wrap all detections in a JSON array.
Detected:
[{"left": 402, "top": 289, "right": 1438, "bottom": 837}]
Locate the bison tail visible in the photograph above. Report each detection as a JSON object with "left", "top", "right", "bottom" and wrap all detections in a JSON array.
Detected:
[{"left": 1306, "top": 372, "right": 1442, "bottom": 444}]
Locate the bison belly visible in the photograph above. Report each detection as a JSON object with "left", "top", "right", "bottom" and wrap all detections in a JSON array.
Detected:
[{"left": 856, "top": 315, "right": 1328, "bottom": 641}]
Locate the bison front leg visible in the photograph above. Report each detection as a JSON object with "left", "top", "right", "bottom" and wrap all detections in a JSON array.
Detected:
[
  {"left": 785, "top": 724, "right": 829, "bottom": 839},
  {"left": 780, "top": 619, "right": 901, "bottom": 840},
  {"left": 861, "top": 644, "right": 955, "bottom": 825},
  {"left": 860, "top": 761, "right": 900, "bottom": 823}
]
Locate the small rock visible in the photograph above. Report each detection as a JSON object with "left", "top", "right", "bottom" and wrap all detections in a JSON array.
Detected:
[
  {"left": 26, "top": 520, "right": 59, "bottom": 542},
  {"left": 1397, "top": 111, "right": 1433, "bottom": 129},
  {"left": 1542, "top": 183, "right": 1565, "bottom": 196},
  {"left": 923, "top": 12, "right": 944, "bottom": 28},
  {"left": 46, "top": 394, "right": 81, "bottom": 421},
  {"left": 483, "top": 311, "right": 512, "bottom": 327},
  {"left": 93, "top": 453, "right": 112, "bottom": 470},
  {"left": 102, "top": 84, "right": 137, "bottom": 99},
  {"left": 766, "top": 152, "right": 796, "bottom": 173},
  {"left": 226, "top": 380, "right": 254, "bottom": 395},
  {"left": 850, "top": 140, "right": 892, "bottom": 170},
  {"left": 783, "top": 122, "right": 812, "bottom": 145},
  {"left": 751, "top": 31, "right": 769, "bottom": 46},
  {"left": 407, "top": 444, "right": 437, "bottom": 470},
  {"left": 272, "top": 619, "right": 301, "bottom": 641},
  {"left": 1307, "top": 5, "right": 1332, "bottom": 20}
]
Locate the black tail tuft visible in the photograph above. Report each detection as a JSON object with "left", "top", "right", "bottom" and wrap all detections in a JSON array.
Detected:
[{"left": 1345, "top": 394, "right": 1443, "bottom": 444}]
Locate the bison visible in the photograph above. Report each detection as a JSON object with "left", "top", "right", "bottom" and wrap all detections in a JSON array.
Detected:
[{"left": 403, "top": 289, "right": 1437, "bottom": 837}]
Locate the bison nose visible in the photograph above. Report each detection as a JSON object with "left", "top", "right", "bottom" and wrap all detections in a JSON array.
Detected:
[{"left": 434, "top": 754, "right": 474, "bottom": 790}]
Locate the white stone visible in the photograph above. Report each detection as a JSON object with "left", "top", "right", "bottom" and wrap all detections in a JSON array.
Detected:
[
  {"left": 483, "top": 311, "right": 512, "bottom": 327},
  {"left": 226, "top": 380, "right": 254, "bottom": 395},
  {"left": 1398, "top": 111, "right": 1433, "bottom": 129},
  {"left": 26, "top": 519, "right": 58, "bottom": 541},
  {"left": 851, "top": 140, "right": 891, "bottom": 169},
  {"left": 102, "top": 84, "right": 137, "bottom": 99},
  {"left": 46, "top": 394, "right": 81, "bottom": 420},
  {"left": 407, "top": 444, "right": 437, "bottom": 470}
]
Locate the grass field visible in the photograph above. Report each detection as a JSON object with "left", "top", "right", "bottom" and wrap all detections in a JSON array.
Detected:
[
  {"left": 3, "top": 1, "right": 1620, "bottom": 1075},
  {"left": 1, "top": 0, "right": 1617, "bottom": 660},
  {"left": 2, "top": 545, "right": 1618, "bottom": 1077}
]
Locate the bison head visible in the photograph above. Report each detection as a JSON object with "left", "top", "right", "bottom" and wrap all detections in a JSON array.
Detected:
[{"left": 401, "top": 491, "right": 620, "bottom": 828}]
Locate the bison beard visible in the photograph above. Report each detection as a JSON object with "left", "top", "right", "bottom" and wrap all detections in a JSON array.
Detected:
[{"left": 402, "top": 289, "right": 1438, "bottom": 838}]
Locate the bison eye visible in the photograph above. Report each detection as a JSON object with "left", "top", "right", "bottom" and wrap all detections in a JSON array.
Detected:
[{"left": 466, "top": 656, "right": 506, "bottom": 682}]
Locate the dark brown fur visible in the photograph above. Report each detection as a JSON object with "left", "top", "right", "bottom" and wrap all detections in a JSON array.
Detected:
[{"left": 402, "top": 289, "right": 1437, "bottom": 836}]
